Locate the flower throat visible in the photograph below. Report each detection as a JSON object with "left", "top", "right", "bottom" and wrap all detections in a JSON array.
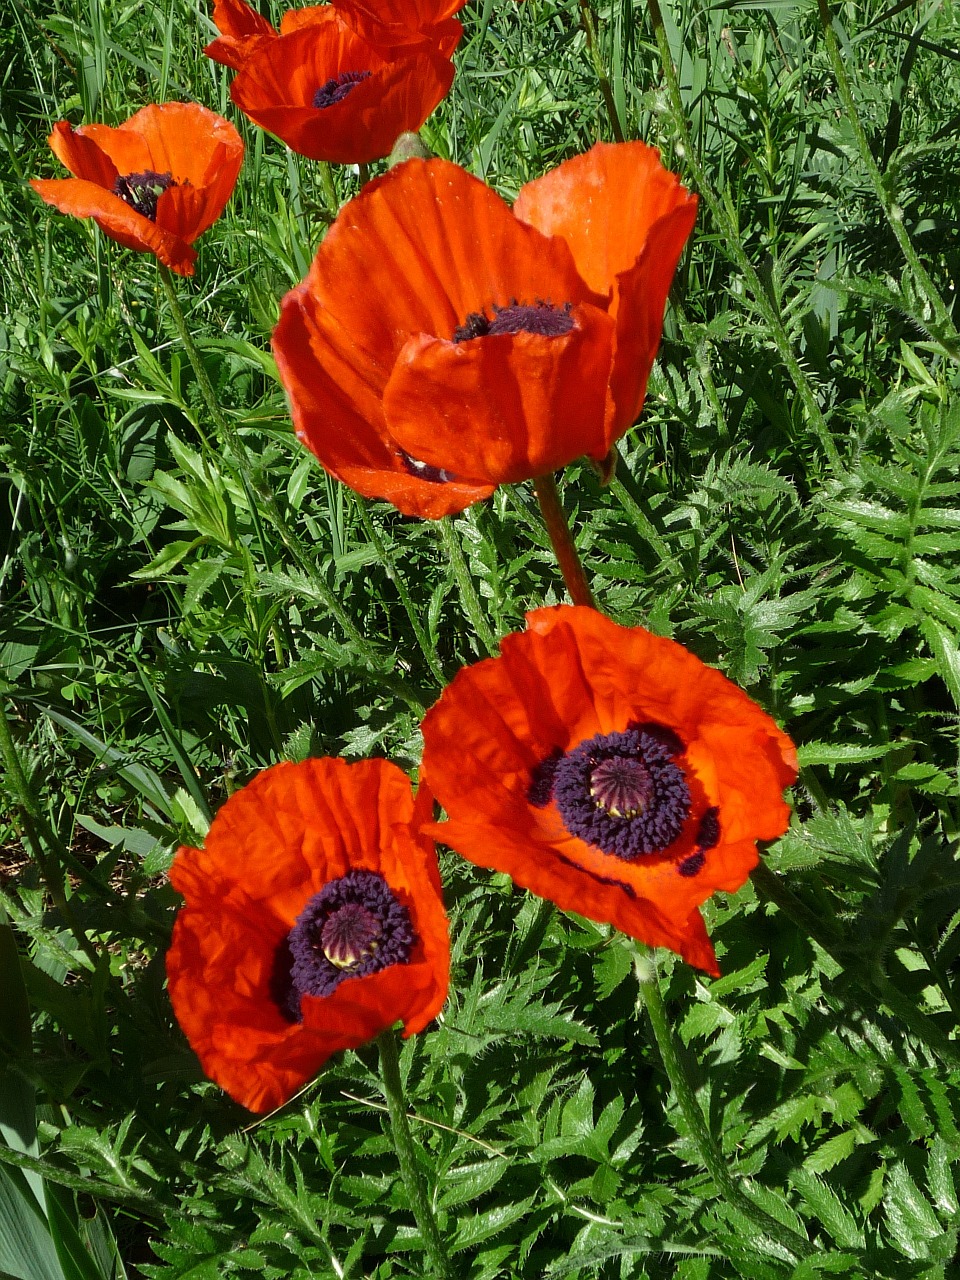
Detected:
[{"left": 112, "top": 170, "right": 176, "bottom": 221}]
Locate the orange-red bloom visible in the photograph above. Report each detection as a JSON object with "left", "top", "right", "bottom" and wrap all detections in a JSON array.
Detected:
[
  {"left": 420, "top": 606, "right": 797, "bottom": 975},
  {"left": 30, "top": 103, "right": 243, "bottom": 278},
  {"left": 272, "top": 143, "right": 697, "bottom": 519},
  {"left": 230, "top": 18, "right": 455, "bottom": 164},
  {"left": 166, "top": 758, "right": 449, "bottom": 1112}
]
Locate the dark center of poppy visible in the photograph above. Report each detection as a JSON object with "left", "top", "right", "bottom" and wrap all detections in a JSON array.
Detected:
[
  {"left": 399, "top": 448, "right": 457, "bottom": 485},
  {"left": 531, "top": 725, "right": 692, "bottom": 860},
  {"left": 313, "top": 70, "right": 372, "bottom": 109},
  {"left": 271, "top": 869, "right": 414, "bottom": 1022},
  {"left": 453, "top": 301, "right": 574, "bottom": 343},
  {"left": 112, "top": 170, "right": 176, "bottom": 221}
]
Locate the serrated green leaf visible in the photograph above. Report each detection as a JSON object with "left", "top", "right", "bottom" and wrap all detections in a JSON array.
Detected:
[
  {"left": 884, "top": 1161, "right": 942, "bottom": 1258},
  {"left": 790, "top": 1168, "right": 864, "bottom": 1248}
]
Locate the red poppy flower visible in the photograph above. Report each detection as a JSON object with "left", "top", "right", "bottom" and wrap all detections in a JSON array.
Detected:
[
  {"left": 228, "top": 17, "right": 455, "bottom": 165},
  {"left": 30, "top": 103, "right": 243, "bottom": 278},
  {"left": 419, "top": 606, "right": 798, "bottom": 975},
  {"left": 271, "top": 142, "right": 697, "bottom": 519},
  {"left": 166, "top": 758, "right": 449, "bottom": 1112}
]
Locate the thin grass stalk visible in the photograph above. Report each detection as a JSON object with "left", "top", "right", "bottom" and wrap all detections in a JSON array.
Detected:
[
  {"left": 437, "top": 517, "right": 499, "bottom": 655},
  {"left": 577, "top": 0, "right": 626, "bottom": 142},
  {"left": 644, "top": 0, "right": 842, "bottom": 471},
  {"left": 812, "top": 0, "right": 958, "bottom": 352},
  {"left": 376, "top": 1029, "right": 454, "bottom": 1279},
  {"left": 0, "top": 698, "right": 97, "bottom": 966},
  {"left": 532, "top": 473, "right": 597, "bottom": 609},
  {"left": 633, "top": 945, "right": 815, "bottom": 1260}
]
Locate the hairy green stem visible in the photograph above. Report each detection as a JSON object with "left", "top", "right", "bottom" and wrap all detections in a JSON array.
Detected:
[
  {"left": 532, "top": 473, "right": 597, "bottom": 609},
  {"left": 644, "top": 0, "right": 841, "bottom": 470},
  {"left": 577, "top": 0, "right": 626, "bottom": 142},
  {"left": 751, "top": 861, "right": 960, "bottom": 1070},
  {"left": 633, "top": 946, "right": 814, "bottom": 1259},
  {"left": 0, "top": 699, "right": 97, "bottom": 965},
  {"left": 377, "top": 1030, "right": 453, "bottom": 1279},
  {"left": 813, "top": 0, "right": 958, "bottom": 351},
  {"left": 437, "top": 518, "right": 499, "bottom": 654}
]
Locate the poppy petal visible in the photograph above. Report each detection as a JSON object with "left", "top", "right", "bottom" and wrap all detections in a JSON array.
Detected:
[
  {"left": 279, "top": 5, "right": 343, "bottom": 34},
  {"left": 30, "top": 177, "right": 197, "bottom": 275},
  {"left": 46, "top": 121, "right": 119, "bottom": 186},
  {"left": 513, "top": 141, "right": 696, "bottom": 305},
  {"left": 117, "top": 102, "right": 245, "bottom": 191},
  {"left": 166, "top": 758, "right": 449, "bottom": 1112},
  {"left": 515, "top": 142, "right": 698, "bottom": 434},
  {"left": 210, "top": 0, "right": 276, "bottom": 40},
  {"left": 420, "top": 605, "right": 797, "bottom": 974},
  {"left": 333, "top": 0, "right": 465, "bottom": 50},
  {"left": 204, "top": 0, "right": 277, "bottom": 68},
  {"left": 605, "top": 203, "right": 700, "bottom": 431},
  {"left": 382, "top": 303, "right": 616, "bottom": 484}
]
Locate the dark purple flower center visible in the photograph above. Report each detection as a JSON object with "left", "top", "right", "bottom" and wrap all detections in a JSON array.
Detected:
[
  {"left": 399, "top": 448, "right": 457, "bottom": 485},
  {"left": 453, "top": 301, "right": 574, "bottom": 343},
  {"left": 112, "top": 170, "right": 176, "bottom": 221},
  {"left": 530, "top": 725, "right": 692, "bottom": 860},
  {"left": 313, "top": 70, "right": 371, "bottom": 109},
  {"left": 271, "top": 870, "right": 414, "bottom": 1023}
]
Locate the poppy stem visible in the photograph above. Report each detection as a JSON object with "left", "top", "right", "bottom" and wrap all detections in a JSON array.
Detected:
[
  {"left": 437, "top": 518, "right": 499, "bottom": 655},
  {"left": 532, "top": 473, "right": 597, "bottom": 610},
  {"left": 577, "top": 0, "right": 626, "bottom": 143},
  {"left": 376, "top": 1029, "right": 454, "bottom": 1279},
  {"left": 632, "top": 946, "right": 815, "bottom": 1260}
]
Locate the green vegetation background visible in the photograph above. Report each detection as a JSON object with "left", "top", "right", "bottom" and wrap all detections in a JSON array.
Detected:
[{"left": 2, "top": 0, "right": 960, "bottom": 1275}]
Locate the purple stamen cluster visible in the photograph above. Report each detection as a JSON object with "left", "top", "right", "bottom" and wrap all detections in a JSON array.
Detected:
[
  {"left": 313, "top": 70, "right": 371, "bottom": 109},
  {"left": 548, "top": 726, "right": 691, "bottom": 860},
  {"left": 112, "top": 170, "right": 175, "bottom": 221},
  {"left": 274, "top": 870, "right": 414, "bottom": 1022},
  {"left": 453, "top": 300, "right": 574, "bottom": 343}
]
